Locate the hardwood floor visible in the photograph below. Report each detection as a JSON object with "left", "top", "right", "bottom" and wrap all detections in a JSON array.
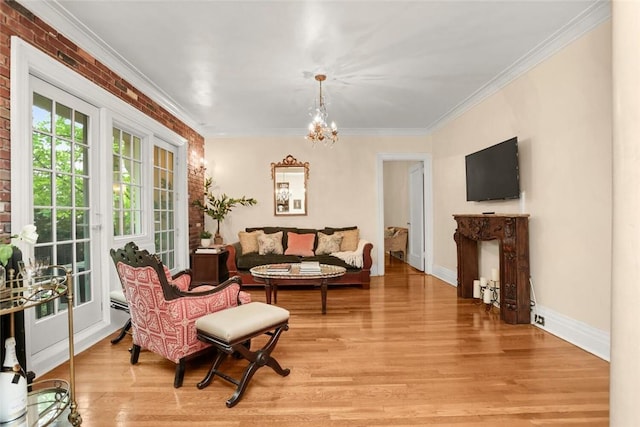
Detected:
[{"left": 43, "top": 257, "right": 610, "bottom": 426}]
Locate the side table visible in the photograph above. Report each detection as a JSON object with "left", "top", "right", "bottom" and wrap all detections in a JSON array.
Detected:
[{"left": 190, "top": 250, "right": 230, "bottom": 286}]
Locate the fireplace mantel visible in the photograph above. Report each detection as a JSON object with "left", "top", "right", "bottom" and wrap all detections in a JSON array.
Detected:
[{"left": 453, "top": 214, "right": 530, "bottom": 324}]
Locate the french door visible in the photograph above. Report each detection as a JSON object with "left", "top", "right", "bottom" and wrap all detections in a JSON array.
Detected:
[{"left": 28, "top": 77, "right": 102, "bottom": 354}]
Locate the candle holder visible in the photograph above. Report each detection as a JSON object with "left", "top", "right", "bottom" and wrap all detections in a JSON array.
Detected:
[{"left": 479, "top": 280, "right": 500, "bottom": 312}]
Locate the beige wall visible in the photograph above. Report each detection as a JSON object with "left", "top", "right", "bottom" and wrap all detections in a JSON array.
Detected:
[
  {"left": 204, "top": 135, "right": 430, "bottom": 273},
  {"left": 432, "top": 21, "right": 612, "bottom": 332}
]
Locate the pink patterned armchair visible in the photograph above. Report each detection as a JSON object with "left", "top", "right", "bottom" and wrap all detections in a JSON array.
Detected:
[{"left": 110, "top": 242, "right": 251, "bottom": 387}]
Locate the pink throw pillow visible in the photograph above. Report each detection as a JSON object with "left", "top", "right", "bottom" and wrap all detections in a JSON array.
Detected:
[{"left": 284, "top": 232, "right": 315, "bottom": 257}]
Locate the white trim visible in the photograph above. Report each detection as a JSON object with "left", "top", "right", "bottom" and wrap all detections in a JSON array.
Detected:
[
  {"left": 534, "top": 305, "right": 611, "bottom": 362},
  {"left": 376, "top": 153, "right": 433, "bottom": 277},
  {"left": 432, "top": 265, "right": 458, "bottom": 287}
]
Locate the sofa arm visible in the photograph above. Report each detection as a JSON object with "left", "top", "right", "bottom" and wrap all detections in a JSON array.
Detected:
[
  {"left": 362, "top": 241, "right": 373, "bottom": 270},
  {"left": 225, "top": 242, "right": 241, "bottom": 276}
]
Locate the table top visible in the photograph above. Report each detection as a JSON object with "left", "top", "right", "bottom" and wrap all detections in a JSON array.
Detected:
[{"left": 250, "top": 263, "right": 346, "bottom": 280}]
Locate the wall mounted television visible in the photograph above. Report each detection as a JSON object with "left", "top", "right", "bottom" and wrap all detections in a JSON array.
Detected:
[{"left": 465, "top": 137, "right": 520, "bottom": 202}]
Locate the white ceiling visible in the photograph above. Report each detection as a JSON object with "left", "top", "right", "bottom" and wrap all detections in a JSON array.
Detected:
[{"left": 26, "top": 1, "right": 609, "bottom": 137}]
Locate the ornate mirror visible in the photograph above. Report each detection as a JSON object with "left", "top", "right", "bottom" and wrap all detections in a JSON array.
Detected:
[{"left": 271, "top": 154, "right": 309, "bottom": 216}]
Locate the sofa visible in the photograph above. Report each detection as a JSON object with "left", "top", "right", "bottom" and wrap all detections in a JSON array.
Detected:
[{"left": 225, "top": 226, "right": 373, "bottom": 289}]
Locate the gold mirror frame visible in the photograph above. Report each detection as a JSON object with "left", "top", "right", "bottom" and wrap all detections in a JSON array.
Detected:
[{"left": 271, "top": 154, "right": 310, "bottom": 216}]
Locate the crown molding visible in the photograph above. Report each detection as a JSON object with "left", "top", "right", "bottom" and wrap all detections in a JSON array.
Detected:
[
  {"left": 204, "top": 126, "right": 429, "bottom": 138},
  {"left": 22, "top": 0, "right": 204, "bottom": 135},
  {"left": 425, "top": 0, "right": 611, "bottom": 135}
]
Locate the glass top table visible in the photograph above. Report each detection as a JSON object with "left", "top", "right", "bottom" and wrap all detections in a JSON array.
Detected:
[{"left": 250, "top": 264, "right": 346, "bottom": 314}]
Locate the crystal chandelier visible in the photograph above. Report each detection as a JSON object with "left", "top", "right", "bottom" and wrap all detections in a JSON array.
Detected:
[{"left": 306, "top": 74, "right": 338, "bottom": 146}]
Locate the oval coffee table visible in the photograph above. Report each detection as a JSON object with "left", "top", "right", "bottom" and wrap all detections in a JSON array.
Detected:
[{"left": 250, "top": 264, "right": 346, "bottom": 314}]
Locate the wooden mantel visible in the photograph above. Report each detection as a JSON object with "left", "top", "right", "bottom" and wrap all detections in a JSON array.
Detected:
[{"left": 453, "top": 214, "right": 530, "bottom": 324}]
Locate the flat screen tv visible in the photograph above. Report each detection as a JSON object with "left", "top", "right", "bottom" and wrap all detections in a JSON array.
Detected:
[{"left": 465, "top": 137, "right": 520, "bottom": 202}]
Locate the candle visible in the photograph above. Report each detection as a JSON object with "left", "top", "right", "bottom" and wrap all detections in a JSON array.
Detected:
[
  {"left": 491, "top": 268, "right": 499, "bottom": 282},
  {"left": 473, "top": 280, "right": 480, "bottom": 298},
  {"left": 480, "top": 277, "right": 487, "bottom": 288},
  {"left": 483, "top": 286, "right": 492, "bottom": 304}
]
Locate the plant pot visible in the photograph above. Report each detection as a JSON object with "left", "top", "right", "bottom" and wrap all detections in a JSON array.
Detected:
[
  {"left": 200, "top": 239, "right": 211, "bottom": 248},
  {"left": 214, "top": 234, "right": 224, "bottom": 245}
]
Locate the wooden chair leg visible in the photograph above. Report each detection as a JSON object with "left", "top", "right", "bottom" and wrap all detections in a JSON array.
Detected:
[
  {"left": 130, "top": 344, "right": 141, "bottom": 364},
  {"left": 111, "top": 318, "right": 131, "bottom": 344},
  {"left": 174, "top": 359, "right": 186, "bottom": 388}
]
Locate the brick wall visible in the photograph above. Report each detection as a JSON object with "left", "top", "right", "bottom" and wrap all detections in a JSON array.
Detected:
[{"left": 0, "top": 0, "right": 205, "bottom": 249}]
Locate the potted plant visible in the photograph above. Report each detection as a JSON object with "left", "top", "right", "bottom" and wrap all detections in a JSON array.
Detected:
[
  {"left": 200, "top": 230, "right": 212, "bottom": 248},
  {"left": 192, "top": 178, "right": 257, "bottom": 244}
]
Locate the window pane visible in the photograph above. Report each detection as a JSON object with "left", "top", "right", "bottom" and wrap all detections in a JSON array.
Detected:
[
  {"left": 74, "top": 144, "right": 88, "bottom": 175},
  {"left": 75, "top": 176, "right": 89, "bottom": 208},
  {"left": 76, "top": 210, "right": 89, "bottom": 240},
  {"left": 33, "top": 132, "right": 52, "bottom": 169},
  {"left": 56, "top": 209, "right": 72, "bottom": 241},
  {"left": 76, "top": 272, "right": 91, "bottom": 304},
  {"left": 55, "top": 138, "right": 72, "bottom": 172},
  {"left": 56, "top": 174, "right": 72, "bottom": 207},
  {"left": 112, "top": 128, "right": 121, "bottom": 154},
  {"left": 33, "top": 171, "right": 52, "bottom": 206},
  {"left": 33, "top": 93, "right": 52, "bottom": 133},
  {"left": 74, "top": 111, "right": 88, "bottom": 144},
  {"left": 34, "top": 208, "right": 53, "bottom": 243},
  {"left": 55, "top": 103, "right": 72, "bottom": 139}
]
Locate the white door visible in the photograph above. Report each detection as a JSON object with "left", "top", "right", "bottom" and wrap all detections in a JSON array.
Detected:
[
  {"left": 408, "top": 163, "right": 424, "bottom": 271},
  {"left": 28, "top": 77, "right": 102, "bottom": 354}
]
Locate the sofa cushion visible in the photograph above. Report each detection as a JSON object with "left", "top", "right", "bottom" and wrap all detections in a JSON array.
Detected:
[
  {"left": 238, "top": 230, "right": 260, "bottom": 254},
  {"left": 284, "top": 232, "right": 315, "bottom": 256},
  {"left": 258, "top": 231, "right": 284, "bottom": 255},
  {"left": 337, "top": 229, "right": 359, "bottom": 252},
  {"left": 315, "top": 232, "right": 343, "bottom": 255},
  {"left": 237, "top": 253, "right": 301, "bottom": 270},
  {"left": 246, "top": 227, "right": 317, "bottom": 250}
]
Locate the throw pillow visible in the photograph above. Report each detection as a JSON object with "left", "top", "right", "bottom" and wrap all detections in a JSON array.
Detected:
[
  {"left": 258, "top": 231, "right": 284, "bottom": 255},
  {"left": 337, "top": 228, "right": 359, "bottom": 252},
  {"left": 315, "top": 232, "right": 343, "bottom": 255},
  {"left": 284, "top": 232, "right": 315, "bottom": 256},
  {"left": 238, "top": 230, "right": 261, "bottom": 254}
]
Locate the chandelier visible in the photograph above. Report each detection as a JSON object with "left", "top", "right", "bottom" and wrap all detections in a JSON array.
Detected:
[{"left": 306, "top": 74, "right": 338, "bottom": 146}]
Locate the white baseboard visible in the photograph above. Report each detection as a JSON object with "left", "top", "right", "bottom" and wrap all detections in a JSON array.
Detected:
[
  {"left": 532, "top": 305, "right": 610, "bottom": 361},
  {"left": 432, "top": 265, "right": 457, "bottom": 287},
  {"left": 432, "top": 264, "right": 610, "bottom": 361}
]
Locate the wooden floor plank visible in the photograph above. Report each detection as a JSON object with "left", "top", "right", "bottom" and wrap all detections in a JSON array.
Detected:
[{"left": 42, "top": 257, "right": 609, "bottom": 426}]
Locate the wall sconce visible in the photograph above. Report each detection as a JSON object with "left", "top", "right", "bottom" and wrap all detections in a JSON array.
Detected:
[{"left": 192, "top": 150, "right": 207, "bottom": 174}]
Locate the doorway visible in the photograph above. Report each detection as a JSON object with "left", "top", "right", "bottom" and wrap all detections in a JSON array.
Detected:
[{"left": 376, "top": 153, "right": 433, "bottom": 277}]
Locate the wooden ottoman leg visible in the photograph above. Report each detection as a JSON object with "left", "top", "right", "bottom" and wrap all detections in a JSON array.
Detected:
[
  {"left": 226, "top": 324, "right": 290, "bottom": 408},
  {"left": 197, "top": 351, "right": 228, "bottom": 389}
]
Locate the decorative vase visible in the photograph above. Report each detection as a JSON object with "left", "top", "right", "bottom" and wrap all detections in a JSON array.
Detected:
[{"left": 200, "top": 239, "right": 211, "bottom": 248}]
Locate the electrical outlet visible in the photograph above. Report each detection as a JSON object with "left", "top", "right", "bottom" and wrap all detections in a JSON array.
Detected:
[{"left": 534, "top": 314, "right": 545, "bottom": 326}]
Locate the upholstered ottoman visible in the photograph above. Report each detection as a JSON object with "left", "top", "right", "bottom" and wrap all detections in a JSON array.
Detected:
[{"left": 195, "top": 302, "right": 290, "bottom": 407}]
